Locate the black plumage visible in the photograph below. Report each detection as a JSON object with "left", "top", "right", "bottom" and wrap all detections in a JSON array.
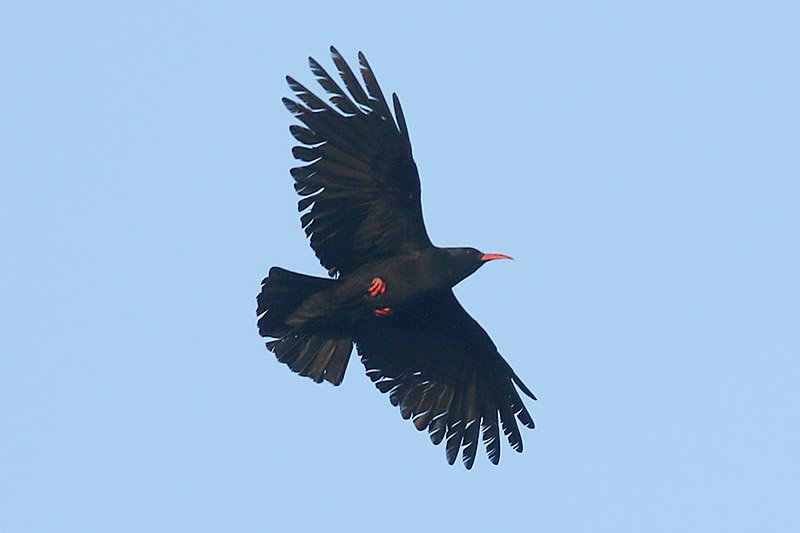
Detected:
[{"left": 257, "top": 47, "right": 536, "bottom": 468}]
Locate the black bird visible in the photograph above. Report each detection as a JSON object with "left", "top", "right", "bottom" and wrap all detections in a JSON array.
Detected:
[{"left": 257, "top": 47, "right": 536, "bottom": 469}]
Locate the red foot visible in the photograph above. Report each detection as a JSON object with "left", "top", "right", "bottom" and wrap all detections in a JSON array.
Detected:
[
  {"left": 373, "top": 307, "right": 392, "bottom": 317},
  {"left": 368, "top": 277, "right": 387, "bottom": 296}
]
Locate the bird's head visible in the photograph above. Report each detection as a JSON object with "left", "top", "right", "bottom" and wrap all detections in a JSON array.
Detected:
[{"left": 441, "top": 247, "right": 513, "bottom": 286}]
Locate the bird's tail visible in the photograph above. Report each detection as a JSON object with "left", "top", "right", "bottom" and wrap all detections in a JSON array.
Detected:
[{"left": 257, "top": 267, "right": 354, "bottom": 385}]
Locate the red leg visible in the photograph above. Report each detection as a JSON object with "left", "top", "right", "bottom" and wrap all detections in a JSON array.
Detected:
[
  {"left": 373, "top": 307, "right": 392, "bottom": 317},
  {"left": 368, "top": 277, "right": 387, "bottom": 296}
]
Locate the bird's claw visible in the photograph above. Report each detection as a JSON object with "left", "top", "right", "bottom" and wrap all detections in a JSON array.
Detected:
[
  {"left": 368, "top": 277, "right": 386, "bottom": 296},
  {"left": 373, "top": 307, "right": 392, "bottom": 317}
]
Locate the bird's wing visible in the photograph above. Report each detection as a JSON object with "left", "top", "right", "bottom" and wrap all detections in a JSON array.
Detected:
[
  {"left": 355, "top": 290, "right": 536, "bottom": 469},
  {"left": 284, "top": 47, "right": 432, "bottom": 277}
]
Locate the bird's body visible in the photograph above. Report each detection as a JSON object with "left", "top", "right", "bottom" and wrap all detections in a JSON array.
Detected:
[
  {"left": 257, "top": 47, "right": 536, "bottom": 468},
  {"left": 285, "top": 248, "right": 492, "bottom": 327}
]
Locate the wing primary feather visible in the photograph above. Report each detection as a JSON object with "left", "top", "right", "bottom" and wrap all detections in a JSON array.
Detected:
[
  {"left": 308, "top": 56, "right": 359, "bottom": 116},
  {"left": 445, "top": 419, "right": 463, "bottom": 466},
  {"left": 513, "top": 374, "right": 538, "bottom": 401},
  {"left": 392, "top": 93, "right": 413, "bottom": 156},
  {"left": 498, "top": 401, "right": 524, "bottom": 453},
  {"left": 330, "top": 46, "right": 372, "bottom": 110},
  {"left": 407, "top": 382, "right": 437, "bottom": 428},
  {"left": 308, "top": 158, "right": 374, "bottom": 183},
  {"left": 286, "top": 76, "right": 340, "bottom": 114},
  {"left": 481, "top": 396, "right": 501, "bottom": 465},
  {"left": 428, "top": 387, "right": 454, "bottom": 445},
  {"left": 398, "top": 376, "right": 427, "bottom": 420},
  {"left": 444, "top": 366, "right": 469, "bottom": 465},
  {"left": 287, "top": 102, "right": 381, "bottom": 159},
  {"left": 462, "top": 419, "right": 480, "bottom": 469},
  {"left": 282, "top": 97, "right": 306, "bottom": 116},
  {"left": 291, "top": 146, "right": 322, "bottom": 162},
  {"left": 289, "top": 124, "right": 321, "bottom": 145},
  {"left": 315, "top": 143, "right": 372, "bottom": 172},
  {"left": 357, "top": 51, "right": 395, "bottom": 128},
  {"left": 460, "top": 371, "right": 481, "bottom": 469},
  {"left": 412, "top": 386, "right": 443, "bottom": 431},
  {"left": 286, "top": 78, "right": 384, "bottom": 157}
]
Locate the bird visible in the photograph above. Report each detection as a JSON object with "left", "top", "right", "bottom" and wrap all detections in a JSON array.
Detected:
[{"left": 257, "top": 46, "right": 536, "bottom": 469}]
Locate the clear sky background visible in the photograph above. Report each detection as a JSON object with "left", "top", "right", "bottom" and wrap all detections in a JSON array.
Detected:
[{"left": 2, "top": 2, "right": 799, "bottom": 532}]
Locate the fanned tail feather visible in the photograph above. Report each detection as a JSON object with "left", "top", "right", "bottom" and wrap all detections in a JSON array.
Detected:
[
  {"left": 257, "top": 267, "right": 354, "bottom": 385},
  {"left": 267, "top": 332, "right": 353, "bottom": 385}
]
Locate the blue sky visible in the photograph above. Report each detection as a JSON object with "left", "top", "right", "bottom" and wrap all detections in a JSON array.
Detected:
[{"left": 2, "top": 1, "right": 799, "bottom": 531}]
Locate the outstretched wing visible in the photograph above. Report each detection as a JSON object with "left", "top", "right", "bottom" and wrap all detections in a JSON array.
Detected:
[
  {"left": 284, "top": 46, "right": 432, "bottom": 277},
  {"left": 355, "top": 290, "right": 536, "bottom": 469}
]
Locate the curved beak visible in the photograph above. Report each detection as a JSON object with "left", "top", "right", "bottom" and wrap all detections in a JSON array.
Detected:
[{"left": 480, "top": 253, "right": 513, "bottom": 262}]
